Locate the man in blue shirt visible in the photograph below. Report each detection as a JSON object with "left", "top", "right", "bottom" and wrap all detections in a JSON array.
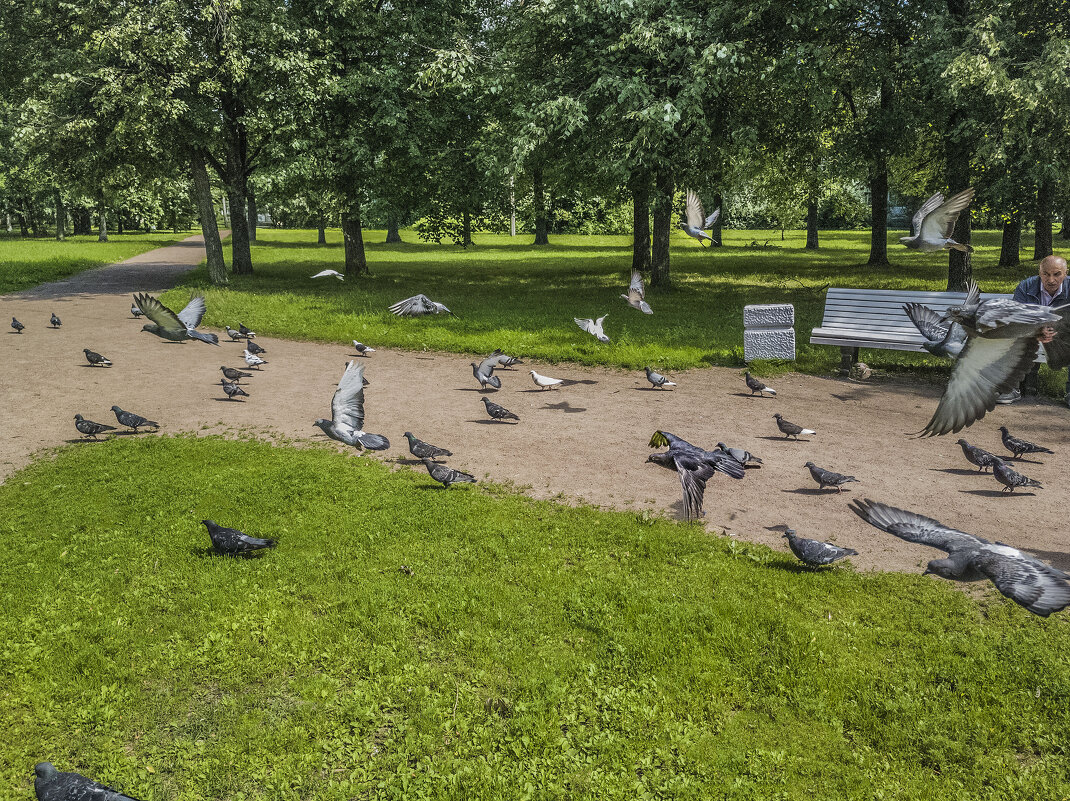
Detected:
[{"left": 997, "top": 253, "right": 1069, "bottom": 405}]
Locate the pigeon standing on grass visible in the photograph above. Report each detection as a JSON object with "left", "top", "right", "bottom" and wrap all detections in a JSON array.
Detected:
[
  {"left": 998, "top": 426, "right": 1054, "bottom": 459},
  {"left": 644, "top": 366, "right": 676, "bottom": 389},
  {"left": 903, "top": 302, "right": 966, "bottom": 359},
  {"left": 311, "top": 269, "right": 344, "bottom": 280},
  {"left": 49, "top": 313, "right": 61, "bottom": 329},
  {"left": 530, "top": 369, "right": 564, "bottom": 390},
  {"left": 11, "top": 317, "right": 24, "bottom": 333},
  {"left": 804, "top": 461, "right": 859, "bottom": 492},
  {"left": 244, "top": 349, "right": 267, "bottom": 369},
  {"left": 313, "top": 361, "right": 390, "bottom": 450},
  {"left": 646, "top": 430, "right": 745, "bottom": 521},
  {"left": 480, "top": 397, "right": 519, "bottom": 422},
  {"left": 782, "top": 530, "right": 858, "bottom": 568},
  {"left": 679, "top": 189, "right": 720, "bottom": 247},
  {"left": 574, "top": 315, "right": 610, "bottom": 343},
  {"left": 221, "top": 379, "right": 249, "bottom": 401},
  {"left": 404, "top": 432, "right": 452, "bottom": 461},
  {"left": 220, "top": 366, "right": 252, "bottom": 382},
  {"left": 83, "top": 348, "right": 112, "bottom": 367},
  {"left": 74, "top": 414, "right": 117, "bottom": 439},
  {"left": 202, "top": 520, "right": 277, "bottom": 555},
  {"left": 134, "top": 292, "right": 219, "bottom": 345},
  {"left": 622, "top": 270, "right": 653, "bottom": 314},
  {"left": 773, "top": 413, "right": 814, "bottom": 440},
  {"left": 423, "top": 458, "right": 477, "bottom": 488},
  {"left": 352, "top": 341, "right": 375, "bottom": 356},
  {"left": 110, "top": 406, "right": 159, "bottom": 432},
  {"left": 471, "top": 355, "right": 502, "bottom": 390},
  {"left": 33, "top": 762, "right": 144, "bottom": 801},
  {"left": 715, "top": 442, "right": 762, "bottom": 468},
  {"left": 899, "top": 189, "right": 976, "bottom": 253},
  {"left": 992, "top": 459, "right": 1042, "bottom": 493},
  {"left": 389, "top": 294, "right": 453, "bottom": 316},
  {"left": 957, "top": 439, "right": 998, "bottom": 472},
  {"left": 745, "top": 372, "right": 776, "bottom": 396}
]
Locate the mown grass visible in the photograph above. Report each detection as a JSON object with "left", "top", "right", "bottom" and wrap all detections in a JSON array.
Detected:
[
  {"left": 0, "top": 231, "right": 196, "bottom": 293},
  {"left": 1, "top": 435, "right": 1068, "bottom": 799}
]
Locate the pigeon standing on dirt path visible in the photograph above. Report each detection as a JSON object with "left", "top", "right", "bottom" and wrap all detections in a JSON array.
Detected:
[
  {"left": 903, "top": 302, "right": 966, "bottom": 359},
  {"left": 246, "top": 339, "right": 266, "bottom": 355},
  {"left": 645, "top": 367, "right": 676, "bottom": 389},
  {"left": 899, "top": 189, "right": 976, "bottom": 253},
  {"left": 422, "top": 458, "right": 477, "bottom": 488},
  {"left": 998, "top": 426, "right": 1054, "bottom": 459},
  {"left": 480, "top": 397, "right": 519, "bottom": 422},
  {"left": 575, "top": 315, "right": 610, "bottom": 344},
  {"left": 773, "top": 413, "right": 814, "bottom": 440},
  {"left": 135, "top": 292, "right": 219, "bottom": 345},
  {"left": 11, "top": 317, "right": 24, "bottom": 333},
  {"left": 221, "top": 379, "right": 249, "bottom": 401},
  {"left": 202, "top": 520, "right": 277, "bottom": 555},
  {"left": 220, "top": 366, "right": 252, "bottom": 383},
  {"left": 530, "top": 369, "right": 564, "bottom": 390},
  {"left": 244, "top": 350, "right": 267, "bottom": 369},
  {"left": 404, "top": 432, "right": 452, "bottom": 461},
  {"left": 390, "top": 294, "right": 453, "bottom": 316},
  {"left": 488, "top": 348, "right": 523, "bottom": 368},
  {"left": 783, "top": 530, "right": 858, "bottom": 567},
  {"left": 313, "top": 361, "right": 390, "bottom": 450},
  {"left": 679, "top": 189, "right": 720, "bottom": 247},
  {"left": 33, "top": 762, "right": 144, "bottom": 801},
  {"left": 74, "top": 414, "right": 117, "bottom": 439},
  {"left": 239, "top": 323, "right": 256, "bottom": 338},
  {"left": 110, "top": 406, "right": 159, "bottom": 432},
  {"left": 805, "top": 461, "right": 859, "bottom": 491},
  {"left": 472, "top": 356, "right": 502, "bottom": 390},
  {"left": 957, "top": 438, "right": 998, "bottom": 472},
  {"left": 745, "top": 372, "right": 776, "bottom": 396},
  {"left": 992, "top": 459, "right": 1042, "bottom": 493},
  {"left": 83, "top": 348, "right": 112, "bottom": 367},
  {"left": 225, "top": 326, "right": 244, "bottom": 342},
  {"left": 50, "top": 313, "right": 61, "bottom": 329},
  {"left": 715, "top": 442, "right": 762, "bottom": 468},
  {"left": 352, "top": 341, "right": 375, "bottom": 356},
  {"left": 622, "top": 270, "right": 654, "bottom": 314},
  {"left": 130, "top": 302, "right": 143, "bottom": 318}
]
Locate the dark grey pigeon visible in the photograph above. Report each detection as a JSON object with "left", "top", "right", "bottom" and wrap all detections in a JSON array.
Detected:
[
  {"left": 74, "top": 414, "right": 116, "bottom": 439},
  {"left": 83, "top": 348, "right": 112, "bottom": 367},
  {"left": 202, "top": 519, "right": 277, "bottom": 555},
  {"left": 220, "top": 366, "right": 252, "bottom": 382},
  {"left": 744, "top": 371, "right": 775, "bottom": 396},
  {"left": 423, "top": 458, "right": 476, "bottom": 488},
  {"left": 245, "top": 339, "right": 266, "bottom": 355},
  {"left": 645, "top": 366, "right": 677, "bottom": 389},
  {"left": 998, "top": 426, "right": 1054, "bottom": 459},
  {"left": 313, "top": 361, "right": 389, "bottom": 450},
  {"left": 111, "top": 405, "right": 159, "bottom": 432},
  {"left": 957, "top": 438, "right": 998, "bottom": 472},
  {"left": 12, "top": 317, "right": 24, "bottom": 333},
  {"left": 773, "top": 413, "right": 814, "bottom": 440},
  {"left": 992, "top": 459, "right": 1042, "bottom": 493},
  {"left": 404, "top": 432, "right": 452, "bottom": 461},
  {"left": 50, "top": 313, "right": 61, "bottom": 329},
  {"left": 782, "top": 529, "right": 858, "bottom": 567},
  {"left": 715, "top": 442, "right": 762, "bottom": 468},
  {"left": 352, "top": 340, "right": 375, "bottom": 356},
  {"left": 221, "top": 379, "right": 249, "bottom": 401},
  {"left": 850, "top": 498, "right": 1070, "bottom": 616},
  {"left": 34, "top": 762, "right": 144, "bottom": 801},
  {"left": 471, "top": 355, "right": 502, "bottom": 390},
  {"left": 902, "top": 302, "right": 966, "bottom": 359},
  {"left": 804, "top": 461, "right": 859, "bottom": 492},
  {"left": 647, "top": 430, "right": 745, "bottom": 521},
  {"left": 480, "top": 396, "right": 519, "bottom": 421},
  {"left": 239, "top": 322, "right": 256, "bottom": 338},
  {"left": 130, "top": 302, "right": 144, "bottom": 318}
]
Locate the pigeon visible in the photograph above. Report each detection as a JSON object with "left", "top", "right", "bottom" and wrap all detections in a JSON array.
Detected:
[
  {"left": 773, "top": 413, "right": 815, "bottom": 440},
  {"left": 311, "top": 269, "right": 344, "bottom": 280},
  {"left": 957, "top": 438, "right": 998, "bottom": 472},
  {"left": 313, "top": 361, "right": 390, "bottom": 450},
  {"left": 221, "top": 379, "right": 249, "bottom": 401},
  {"left": 239, "top": 323, "right": 256, "bottom": 338},
  {"left": 621, "top": 270, "right": 653, "bottom": 314},
  {"left": 804, "top": 461, "right": 859, "bottom": 492},
  {"left": 745, "top": 372, "right": 776, "bottom": 396},
  {"left": 130, "top": 302, "right": 144, "bottom": 318},
  {"left": 471, "top": 355, "right": 502, "bottom": 390},
  {"left": 74, "top": 414, "right": 117, "bottom": 439},
  {"left": 49, "top": 313, "right": 61, "bottom": 329},
  {"left": 644, "top": 366, "right": 676, "bottom": 389},
  {"left": 992, "top": 459, "right": 1042, "bottom": 493},
  {"left": 920, "top": 281, "right": 1068, "bottom": 436},
  {"left": 998, "top": 426, "right": 1054, "bottom": 459},
  {"left": 422, "top": 458, "right": 477, "bottom": 488},
  {"left": 33, "top": 762, "right": 145, "bottom": 801},
  {"left": 646, "top": 430, "right": 745, "bottom": 521},
  {"left": 225, "top": 325, "right": 245, "bottom": 342},
  {"left": 202, "top": 519, "right": 277, "bottom": 555},
  {"left": 678, "top": 189, "right": 720, "bottom": 247},
  {"left": 530, "top": 369, "right": 564, "bottom": 390},
  {"left": 782, "top": 530, "right": 858, "bottom": 567},
  {"left": 487, "top": 348, "right": 523, "bottom": 368},
  {"left": 899, "top": 189, "right": 975, "bottom": 253},
  {"left": 110, "top": 405, "right": 159, "bottom": 432},
  {"left": 849, "top": 498, "right": 1070, "bottom": 616},
  {"left": 243, "top": 349, "right": 267, "bottom": 369},
  {"left": 352, "top": 341, "right": 375, "bottom": 356},
  {"left": 389, "top": 294, "right": 453, "bottom": 316},
  {"left": 902, "top": 302, "right": 966, "bottom": 359},
  {"left": 574, "top": 315, "right": 609, "bottom": 343},
  {"left": 11, "top": 317, "right": 24, "bottom": 333},
  {"left": 404, "top": 432, "right": 452, "bottom": 461},
  {"left": 480, "top": 396, "right": 519, "bottom": 421},
  {"left": 83, "top": 348, "right": 112, "bottom": 367},
  {"left": 134, "top": 292, "right": 219, "bottom": 345},
  {"left": 245, "top": 339, "right": 266, "bottom": 355},
  {"left": 220, "top": 366, "right": 252, "bottom": 382},
  {"left": 714, "top": 442, "right": 762, "bottom": 468}
]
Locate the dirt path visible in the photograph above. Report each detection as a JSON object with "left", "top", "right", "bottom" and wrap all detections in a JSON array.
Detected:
[{"left": 2, "top": 236, "right": 1068, "bottom": 574}]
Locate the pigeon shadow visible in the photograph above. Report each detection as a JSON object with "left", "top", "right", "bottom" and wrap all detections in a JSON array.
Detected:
[
  {"left": 733, "top": 392, "right": 772, "bottom": 398},
  {"left": 931, "top": 468, "right": 986, "bottom": 476},
  {"left": 959, "top": 489, "right": 1035, "bottom": 498},
  {"left": 456, "top": 387, "right": 499, "bottom": 393},
  {"left": 1023, "top": 547, "right": 1070, "bottom": 571},
  {"left": 1005, "top": 456, "right": 1046, "bottom": 465},
  {"left": 543, "top": 401, "right": 586, "bottom": 413},
  {"left": 635, "top": 386, "right": 675, "bottom": 392},
  {"left": 766, "top": 561, "right": 831, "bottom": 574},
  {"left": 757, "top": 436, "right": 810, "bottom": 442},
  {"left": 78, "top": 363, "right": 113, "bottom": 368},
  {"left": 64, "top": 437, "right": 106, "bottom": 444},
  {"left": 467, "top": 419, "right": 519, "bottom": 424},
  {"left": 520, "top": 388, "right": 559, "bottom": 393},
  {"left": 191, "top": 546, "right": 270, "bottom": 559},
  {"left": 213, "top": 397, "right": 248, "bottom": 402},
  {"left": 782, "top": 487, "right": 849, "bottom": 496},
  {"left": 560, "top": 379, "right": 597, "bottom": 386}
]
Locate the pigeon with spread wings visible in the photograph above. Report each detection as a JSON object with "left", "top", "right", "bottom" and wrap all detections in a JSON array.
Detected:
[
  {"left": 646, "top": 431, "right": 745, "bottom": 521},
  {"left": 313, "top": 361, "right": 390, "bottom": 450},
  {"left": 902, "top": 302, "right": 966, "bottom": 359},
  {"left": 389, "top": 294, "right": 453, "bottom": 316},
  {"left": 575, "top": 314, "right": 609, "bottom": 343},
  {"left": 34, "top": 762, "right": 145, "bottom": 801},
  {"left": 621, "top": 270, "right": 653, "bottom": 314},
  {"left": 899, "top": 189, "right": 975, "bottom": 253},
  {"left": 679, "top": 190, "right": 720, "bottom": 247},
  {"left": 134, "top": 292, "right": 219, "bottom": 345}
]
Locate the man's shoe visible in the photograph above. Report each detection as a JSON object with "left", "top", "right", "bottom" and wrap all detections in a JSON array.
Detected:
[{"left": 996, "top": 389, "right": 1022, "bottom": 405}]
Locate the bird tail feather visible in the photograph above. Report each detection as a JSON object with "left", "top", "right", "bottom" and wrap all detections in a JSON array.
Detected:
[
  {"left": 357, "top": 433, "right": 390, "bottom": 451},
  {"left": 190, "top": 329, "right": 220, "bottom": 345},
  {"left": 488, "top": 375, "right": 502, "bottom": 388},
  {"left": 765, "top": 388, "right": 777, "bottom": 395}
]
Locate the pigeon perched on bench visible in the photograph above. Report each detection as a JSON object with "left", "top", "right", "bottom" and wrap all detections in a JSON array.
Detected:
[
  {"left": 480, "top": 397, "right": 519, "bottom": 422},
  {"left": 202, "top": 520, "right": 277, "bottom": 555},
  {"left": 899, "top": 189, "right": 975, "bottom": 253},
  {"left": 134, "top": 292, "right": 219, "bottom": 345},
  {"left": 998, "top": 426, "right": 1054, "bottom": 460},
  {"left": 83, "top": 348, "right": 112, "bottom": 367},
  {"left": 389, "top": 294, "right": 453, "bottom": 316},
  {"left": 33, "top": 762, "right": 144, "bottom": 801},
  {"left": 992, "top": 459, "right": 1042, "bottom": 493},
  {"left": 49, "top": 313, "right": 61, "bottom": 329},
  {"left": 110, "top": 405, "right": 159, "bottom": 432},
  {"left": 404, "top": 432, "right": 452, "bottom": 461},
  {"left": 902, "top": 302, "right": 966, "bottom": 359},
  {"left": 679, "top": 189, "right": 719, "bottom": 247},
  {"left": 745, "top": 372, "right": 775, "bottom": 396},
  {"left": 773, "top": 413, "right": 814, "bottom": 440},
  {"left": 804, "top": 461, "right": 859, "bottom": 492},
  {"left": 782, "top": 530, "right": 858, "bottom": 567},
  {"left": 74, "top": 414, "right": 116, "bottom": 439},
  {"left": 422, "top": 458, "right": 477, "bottom": 488},
  {"left": 644, "top": 367, "right": 676, "bottom": 389},
  {"left": 957, "top": 438, "right": 998, "bottom": 472},
  {"left": 313, "top": 361, "right": 389, "bottom": 450}
]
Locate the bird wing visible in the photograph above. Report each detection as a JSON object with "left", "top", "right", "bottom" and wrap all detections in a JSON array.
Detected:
[
  {"left": 848, "top": 499, "right": 984, "bottom": 555},
  {"left": 331, "top": 361, "right": 367, "bottom": 431},
  {"left": 575, "top": 317, "right": 595, "bottom": 335},
  {"left": 921, "top": 335, "right": 1040, "bottom": 436},
  {"left": 1042, "top": 306, "right": 1070, "bottom": 370},
  {"left": 902, "top": 303, "right": 950, "bottom": 341},
  {"left": 134, "top": 293, "right": 186, "bottom": 335},
  {"left": 176, "top": 295, "right": 208, "bottom": 329},
  {"left": 920, "top": 188, "right": 974, "bottom": 241},
  {"left": 595, "top": 314, "right": 608, "bottom": 329},
  {"left": 684, "top": 190, "right": 706, "bottom": 229},
  {"left": 477, "top": 354, "right": 499, "bottom": 376},
  {"left": 974, "top": 298, "right": 1060, "bottom": 334},
  {"left": 910, "top": 193, "right": 944, "bottom": 236},
  {"left": 311, "top": 270, "right": 339, "bottom": 278},
  {"left": 703, "top": 207, "right": 720, "bottom": 229},
  {"left": 973, "top": 545, "right": 1070, "bottom": 617},
  {"left": 389, "top": 294, "right": 432, "bottom": 316},
  {"left": 629, "top": 269, "right": 645, "bottom": 298},
  {"left": 673, "top": 451, "right": 717, "bottom": 519}
]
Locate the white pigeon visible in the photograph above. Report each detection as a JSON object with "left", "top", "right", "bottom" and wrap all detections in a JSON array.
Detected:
[
  {"left": 311, "top": 269, "right": 344, "bottom": 280},
  {"left": 899, "top": 188, "right": 975, "bottom": 252},
  {"left": 530, "top": 369, "right": 564, "bottom": 390},
  {"left": 313, "top": 361, "right": 389, "bottom": 451},
  {"left": 352, "top": 341, "right": 375, "bottom": 356},
  {"left": 621, "top": 270, "right": 653, "bottom": 314},
  {"left": 243, "top": 349, "right": 267, "bottom": 369},
  {"left": 389, "top": 294, "right": 453, "bottom": 316},
  {"left": 574, "top": 314, "right": 609, "bottom": 344},
  {"left": 679, "top": 189, "right": 720, "bottom": 247}
]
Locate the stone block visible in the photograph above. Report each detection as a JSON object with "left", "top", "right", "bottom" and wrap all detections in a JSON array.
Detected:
[
  {"left": 743, "top": 303, "right": 795, "bottom": 328},
  {"left": 744, "top": 328, "right": 796, "bottom": 362}
]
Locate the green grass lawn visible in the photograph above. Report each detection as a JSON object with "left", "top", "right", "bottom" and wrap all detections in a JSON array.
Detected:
[
  {"left": 0, "top": 231, "right": 197, "bottom": 294},
  {"left": 1, "top": 436, "right": 1068, "bottom": 799}
]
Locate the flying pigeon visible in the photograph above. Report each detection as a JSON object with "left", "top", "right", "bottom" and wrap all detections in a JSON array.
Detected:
[
  {"left": 352, "top": 341, "right": 375, "bottom": 356},
  {"left": 246, "top": 339, "right": 266, "bottom": 355},
  {"left": 472, "top": 355, "right": 502, "bottom": 390},
  {"left": 404, "top": 432, "right": 452, "bottom": 461},
  {"left": 480, "top": 396, "right": 519, "bottom": 422},
  {"left": 899, "top": 189, "right": 976, "bottom": 253},
  {"left": 134, "top": 292, "right": 219, "bottom": 345},
  {"left": 202, "top": 519, "right": 277, "bottom": 555},
  {"left": 849, "top": 498, "right": 1070, "bottom": 616},
  {"left": 110, "top": 405, "right": 159, "bottom": 432},
  {"left": 74, "top": 414, "right": 116, "bottom": 439},
  {"left": 622, "top": 270, "right": 653, "bottom": 314},
  {"left": 644, "top": 366, "right": 676, "bottom": 389},
  {"left": 83, "top": 348, "right": 112, "bottom": 367},
  {"left": 130, "top": 302, "right": 144, "bottom": 318},
  {"left": 11, "top": 317, "right": 24, "bottom": 333},
  {"left": 998, "top": 426, "right": 1054, "bottom": 459},
  {"left": 782, "top": 530, "right": 858, "bottom": 568},
  {"left": 575, "top": 315, "right": 609, "bottom": 343},
  {"left": 646, "top": 430, "right": 745, "bottom": 520},
  {"left": 902, "top": 302, "right": 966, "bottom": 359},
  {"left": 804, "top": 461, "right": 859, "bottom": 492},
  {"left": 714, "top": 442, "right": 762, "bottom": 468},
  {"left": 220, "top": 379, "right": 249, "bottom": 401},
  {"left": 422, "top": 458, "right": 477, "bottom": 488},
  {"left": 745, "top": 372, "right": 776, "bottom": 396},
  {"left": 920, "top": 282, "right": 1068, "bottom": 436},
  {"left": 225, "top": 325, "right": 245, "bottom": 342},
  {"left": 992, "top": 459, "right": 1042, "bottom": 493},
  {"left": 957, "top": 438, "right": 998, "bottom": 472},
  {"left": 33, "top": 762, "right": 144, "bottom": 801},
  {"left": 488, "top": 348, "right": 523, "bottom": 368},
  {"left": 220, "top": 366, "right": 252, "bottom": 382},
  {"left": 243, "top": 349, "right": 267, "bottom": 369},
  {"left": 389, "top": 294, "right": 453, "bottom": 316},
  {"left": 311, "top": 269, "right": 344, "bottom": 280},
  {"left": 239, "top": 323, "right": 255, "bottom": 338},
  {"left": 313, "top": 361, "right": 390, "bottom": 450},
  {"left": 679, "top": 189, "right": 720, "bottom": 247},
  {"left": 49, "top": 313, "right": 61, "bottom": 329},
  {"left": 773, "top": 413, "right": 814, "bottom": 440},
  {"left": 530, "top": 369, "right": 564, "bottom": 390}
]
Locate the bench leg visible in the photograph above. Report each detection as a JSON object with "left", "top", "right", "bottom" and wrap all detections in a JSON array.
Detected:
[{"left": 838, "top": 347, "right": 858, "bottom": 376}]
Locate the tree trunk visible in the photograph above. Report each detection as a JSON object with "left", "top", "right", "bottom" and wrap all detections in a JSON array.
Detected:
[
  {"left": 28, "top": 201, "right": 42, "bottom": 237},
  {"left": 998, "top": 211, "right": 1021, "bottom": 267},
  {"left": 805, "top": 195, "right": 819, "bottom": 249},
  {"left": 227, "top": 188, "right": 253, "bottom": 274},
  {"left": 630, "top": 171, "right": 651, "bottom": 273},
  {"left": 169, "top": 207, "right": 179, "bottom": 234},
  {"left": 317, "top": 219, "right": 327, "bottom": 245},
  {"left": 651, "top": 166, "right": 673, "bottom": 289},
  {"left": 190, "top": 150, "right": 229, "bottom": 285},
  {"left": 72, "top": 207, "right": 91, "bottom": 235},
  {"left": 944, "top": 0, "right": 972, "bottom": 291},
  {"left": 462, "top": 210, "right": 472, "bottom": 247},
  {"left": 247, "top": 191, "right": 257, "bottom": 242},
  {"left": 54, "top": 190, "right": 65, "bottom": 241},
  {"left": 16, "top": 212, "right": 29, "bottom": 237},
  {"left": 116, "top": 210, "right": 124, "bottom": 236},
  {"left": 5, "top": 213, "right": 11, "bottom": 232},
  {"left": 532, "top": 165, "right": 549, "bottom": 245},
  {"left": 341, "top": 204, "right": 368, "bottom": 276},
  {"left": 97, "top": 207, "right": 108, "bottom": 242},
  {"left": 1033, "top": 180, "right": 1053, "bottom": 260},
  {"left": 867, "top": 163, "right": 889, "bottom": 265},
  {"left": 385, "top": 218, "right": 401, "bottom": 243},
  {"left": 1060, "top": 206, "right": 1069, "bottom": 239},
  {"left": 710, "top": 191, "right": 723, "bottom": 246}
]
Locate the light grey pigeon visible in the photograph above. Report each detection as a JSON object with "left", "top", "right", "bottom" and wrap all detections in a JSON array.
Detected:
[
  {"left": 850, "top": 498, "right": 1070, "bottom": 616},
  {"left": 530, "top": 369, "right": 563, "bottom": 389},
  {"left": 202, "top": 520, "right": 277, "bottom": 555},
  {"left": 804, "top": 461, "right": 859, "bottom": 492},
  {"left": 480, "top": 396, "right": 519, "bottom": 421},
  {"left": 352, "top": 341, "right": 375, "bottom": 356},
  {"left": 34, "top": 762, "right": 144, "bottom": 801},
  {"left": 422, "top": 458, "right": 476, "bottom": 488},
  {"left": 621, "top": 270, "right": 653, "bottom": 314},
  {"left": 389, "top": 294, "right": 453, "bottom": 316},
  {"left": 902, "top": 302, "right": 967, "bottom": 359},
  {"left": 574, "top": 314, "right": 609, "bottom": 343},
  {"left": 715, "top": 442, "right": 762, "bottom": 468},
  {"left": 782, "top": 530, "right": 858, "bottom": 567},
  {"left": 130, "top": 302, "right": 144, "bottom": 318},
  {"left": 646, "top": 430, "right": 745, "bottom": 521},
  {"left": 488, "top": 349, "right": 523, "bottom": 368},
  {"left": 110, "top": 405, "right": 159, "bottom": 431},
  {"left": 679, "top": 189, "right": 720, "bottom": 247},
  {"left": 404, "top": 432, "right": 452, "bottom": 461},
  {"left": 134, "top": 292, "right": 219, "bottom": 345},
  {"left": 313, "top": 361, "right": 389, "bottom": 450},
  {"left": 992, "top": 459, "right": 1042, "bottom": 493},
  {"left": 998, "top": 426, "right": 1054, "bottom": 459},
  {"left": 745, "top": 372, "right": 775, "bottom": 396},
  {"left": 957, "top": 438, "right": 998, "bottom": 472},
  {"left": 83, "top": 348, "right": 112, "bottom": 367},
  {"left": 50, "top": 313, "right": 61, "bottom": 328},
  {"left": 645, "top": 366, "right": 676, "bottom": 389},
  {"left": 74, "top": 414, "right": 116, "bottom": 439},
  {"left": 311, "top": 269, "right": 344, "bottom": 280},
  {"left": 225, "top": 325, "right": 245, "bottom": 342},
  {"left": 220, "top": 379, "right": 249, "bottom": 401},
  {"left": 773, "top": 413, "right": 814, "bottom": 440},
  {"left": 899, "top": 189, "right": 975, "bottom": 252},
  {"left": 471, "top": 355, "right": 502, "bottom": 390}
]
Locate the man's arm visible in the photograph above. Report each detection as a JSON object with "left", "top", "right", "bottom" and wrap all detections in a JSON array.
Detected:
[{"left": 1013, "top": 278, "right": 1032, "bottom": 304}]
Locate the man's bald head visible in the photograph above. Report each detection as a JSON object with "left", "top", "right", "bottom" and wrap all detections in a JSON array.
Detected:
[{"left": 1038, "top": 254, "right": 1067, "bottom": 297}]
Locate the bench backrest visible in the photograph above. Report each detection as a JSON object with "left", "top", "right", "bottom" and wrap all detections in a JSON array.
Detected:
[{"left": 820, "top": 287, "right": 1010, "bottom": 342}]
